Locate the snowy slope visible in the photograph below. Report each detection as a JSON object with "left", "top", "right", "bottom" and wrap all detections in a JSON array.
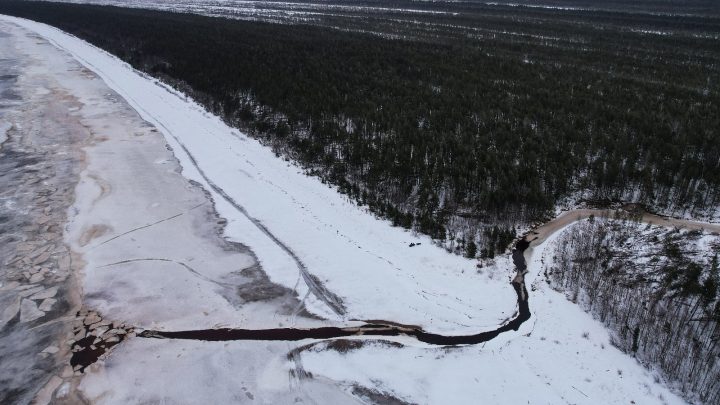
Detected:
[
  {"left": 297, "top": 224, "right": 688, "bottom": 404},
  {"left": 0, "top": 15, "right": 517, "bottom": 333},
  {"left": 72, "top": 220, "right": 688, "bottom": 404}
]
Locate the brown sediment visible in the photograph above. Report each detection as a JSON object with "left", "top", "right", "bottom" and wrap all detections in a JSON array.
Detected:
[
  {"left": 85, "top": 173, "right": 112, "bottom": 208},
  {"left": 77, "top": 224, "right": 111, "bottom": 247}
]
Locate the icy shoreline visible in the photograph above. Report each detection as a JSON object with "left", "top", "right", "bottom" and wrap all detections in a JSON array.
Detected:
[
  {"left": 0, "top": 15, "right": 700, "bottom": 404},
  {"left": 0, "top": 14, "right": 518, "bottom": 334}
]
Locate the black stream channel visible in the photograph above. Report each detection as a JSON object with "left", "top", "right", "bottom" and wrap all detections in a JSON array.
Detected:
[{"left": 135, "top": 238, "right": 533, "bottom": 346}]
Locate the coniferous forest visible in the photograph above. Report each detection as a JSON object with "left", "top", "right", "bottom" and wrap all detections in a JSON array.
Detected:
[{"left": 1, "top": 1, "right": 718, "bottom": 256}]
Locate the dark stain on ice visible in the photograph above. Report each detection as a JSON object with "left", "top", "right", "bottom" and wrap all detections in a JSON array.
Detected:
[
  {"left": 169, "top": 138, "right": 347, "bottom": 316},
  {"left": 69, "top": 316, "right": 132, "bottom": 373},
  {"left": 70, "top": 335, "right": 118, "bottom": 373},
  {"left": 236, "top": 265, "right": 295, "bottom": 303},
  {"left": 137, "top": 239, "right": 532, "bottom": 346},
  {"left": 352, "top": 385, "right": 416, "bottom": 405}
]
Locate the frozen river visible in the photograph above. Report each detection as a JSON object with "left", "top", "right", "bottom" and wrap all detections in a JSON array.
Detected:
[{"left": 0, "top": 15, "right": 695, "bottom": 405}]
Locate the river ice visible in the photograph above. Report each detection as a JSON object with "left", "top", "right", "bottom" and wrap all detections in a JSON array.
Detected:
[
  {"left": 0, "top": 15, "right": 520, "bottom": 335},
  {"left": 0, "top": 15, "right": 695, "bottom": 405}
]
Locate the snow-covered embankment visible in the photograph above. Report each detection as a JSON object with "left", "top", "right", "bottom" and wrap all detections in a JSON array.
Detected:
[{"left": 0, "top": 15, "right": 517, "bottom": 333}]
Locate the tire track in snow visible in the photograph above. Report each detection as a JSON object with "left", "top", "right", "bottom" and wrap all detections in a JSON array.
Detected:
[
  {"left": 136, "top": 106, "right": 348, "bottom": 317},
  {"left": 33, "top": 27, "right": 347, "bottom": 318},
  {"left": 168, "top": 138, "right": 347, "bottom": 317}
]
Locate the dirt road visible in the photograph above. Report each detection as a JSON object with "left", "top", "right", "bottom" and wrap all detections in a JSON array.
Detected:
[{"left": 523, "top": 207, "right": 720, "bottom": 273}]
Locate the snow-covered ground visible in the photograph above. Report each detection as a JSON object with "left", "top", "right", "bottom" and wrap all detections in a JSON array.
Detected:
[
  {"left": 70, "top": 218, "right": 688, "bottom": 404},
  {"left": 0, "top": 15, "right": 698, "bottom": 404},
  {"left": 77, "top": 219, "right": 688, "bottom": 404},
  {"left": 0, "top": 15, "right": 517, "bottom": 334},
  {"left": 295, "top": 224, "right": 687, "bottom": 404}
]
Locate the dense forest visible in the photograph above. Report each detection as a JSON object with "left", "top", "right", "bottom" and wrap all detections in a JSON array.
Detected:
[
  {"left": 545, "top": 215, "right": 720, "bottom": 403},
  {"left": 1, "top": 1, "right": 718, "bottom": 255}
]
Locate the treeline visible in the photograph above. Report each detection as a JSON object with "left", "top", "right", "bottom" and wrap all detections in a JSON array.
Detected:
[
  {"left": 546, "top": 215, "right": 720, "bottom": 403},
  {"left": 2, "top": 2, "right": 718, "bottom": 255}
]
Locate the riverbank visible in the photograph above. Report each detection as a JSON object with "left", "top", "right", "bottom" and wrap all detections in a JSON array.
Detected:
[
  {"left": 0, "top": 18, "right": 332, "bottom": 404},
  {"left": 0, "top": 15, "right": 701, "bottom": 404},
  {"left": 0, "top": 15, "right": 521, "bottom": 335}
]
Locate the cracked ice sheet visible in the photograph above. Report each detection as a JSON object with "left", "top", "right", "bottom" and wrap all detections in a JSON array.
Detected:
[
  {"left": 1, "top": 19, "right": 326, "bottom": 331},
  {"left": 3, "top": 15, "right": 517, "bottom": 334},
  {"left": 298, "top": 226, "right": 688, "bottom": 405}
]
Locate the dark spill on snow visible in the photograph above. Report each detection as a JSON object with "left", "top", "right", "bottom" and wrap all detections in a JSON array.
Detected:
[
  {"left": 69, "top": 315, "right": 133, "bottom": 373},
  {"left": 137, "top": 239, "right": 532, "bottom": 346},
  {"left": 70, "top": 334, "right": 123, "bottom": 373}
]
